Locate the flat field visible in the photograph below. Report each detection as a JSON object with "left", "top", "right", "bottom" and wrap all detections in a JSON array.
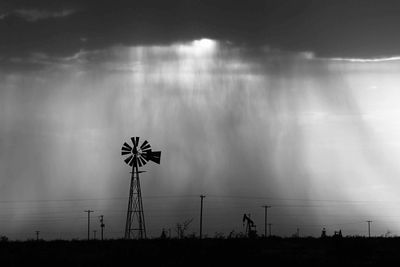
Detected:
[{"left": 0, "top": 237, "right": 399, "bottom": 266}]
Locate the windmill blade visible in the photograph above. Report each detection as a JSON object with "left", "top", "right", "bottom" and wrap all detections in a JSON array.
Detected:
[
  {"left": 139, "top": 156, "right": 147, "bottom": 166},
  {"left": 138, "top": 157, "right": 143, "bottom": 167},
  {"left": 135, "top": 137, "right": 140, "bottom": 148},
  {"left": 140, "top": 154, "right": 149, "bottom": 162},
  {"left": 129, "top": 155, "right": 137, "bottom": 167},
  {"left": 131, "top": 137, "right": 140, "bottom": 148},
  {"left": 130, "top": 137, "right": 136, "bottom": 148},
  {"left": 148, "top": 151, "right": 161, "bottom": 164},
  {"left": 121, "top": 147, "right": 131, "bottom": 154},
  {"left": 138, "top": 157, "right": 146, "bottom": 167},
  {"left": 122, "top": 142, "right": 132, "bottom": 151},
  {"left": 121, "top": 150, "right": 131, "bottom": 156},
  {"left": 140, "top": 140, "right": 151, "bottom": 151},
  {"left": 139, "top": 154, "right": 149, "bottom": 165},
  {"left": 124, "top": 155, "right": 133, "bottom": 165},
  {"left": 134, "top": 155, "right": 139, "bottom": 167},
  {"left": 141, "top": 152, "right": 149, "bottom": 162},
  {"left": 141, "top": 147, "right": 152, "bottom": 153},
  {"left": 142, "top": 146, "right": 151, "bottom": 151}
]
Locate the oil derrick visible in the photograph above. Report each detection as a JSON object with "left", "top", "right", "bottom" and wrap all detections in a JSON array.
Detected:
[
  {"left": 121, "top": 137, "right": 161, "bottom": 239},
  {"left": 242, "top": 214, "right": 257, "bottom": 238}
]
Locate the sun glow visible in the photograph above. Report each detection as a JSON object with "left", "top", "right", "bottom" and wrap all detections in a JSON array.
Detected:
[
  {"left": 192, "top": 38, "right": 216, "bottom": 50},
  {"left": 177, "top": 38, "right": 217, "bottom": 56}
]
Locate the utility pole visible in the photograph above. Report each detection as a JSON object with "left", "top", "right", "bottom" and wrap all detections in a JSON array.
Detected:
[
  {"left": 84, "top": 210, "right": 94, "bottom": 240},
  {"left": 200, "top": 195, "right": 205, "bottom": 239},
  {"left": 99, "top": 215, "right": 105, "bottom": 241},
  {"left": 35, "top": 231, "right": 40, "bottom": 241},
  {"left": 366, "top": 220, "right": 372, "bottom": 238},
  {"left": 268, "top": 223, "right": 272, "bottom": 237},
  {"left": 93, "top": 230, "right": 97, "bottom": 240},
  {"left": 261, "top": 205, "right": 271, "bottom": 237}
]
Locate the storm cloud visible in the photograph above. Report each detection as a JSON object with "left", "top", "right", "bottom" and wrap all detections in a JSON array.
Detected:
[{"left": 3, "top": 0, "right": 400, "bottom": 64}]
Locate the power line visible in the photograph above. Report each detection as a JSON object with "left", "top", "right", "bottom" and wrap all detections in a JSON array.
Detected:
[
  {"left": 0, "top": 195, "right": 198, "bottom": 204},
  {"left": 0, "top": 194, "right": 398, "bottom": 204},
  {"left": 0, "top": 194, "right": 398, "bottom": 240},
  {"left": 279, "top": 221, "right": 367, "bottom": 228},
  {"left": 206, "top": 195, "right": 400, "bottom": 204}
]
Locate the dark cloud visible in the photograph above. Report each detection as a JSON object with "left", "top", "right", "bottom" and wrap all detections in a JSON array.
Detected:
[
  {"left": 2, "top": 0, "right": 400, "bottom": 64},
  {"left": 12, "top": 8, "right": 76, "bottom": 22}
]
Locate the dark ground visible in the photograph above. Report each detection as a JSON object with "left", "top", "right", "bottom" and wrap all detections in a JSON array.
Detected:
[{"left": 1, "top": 237, "right": 400, "bottom": 266}]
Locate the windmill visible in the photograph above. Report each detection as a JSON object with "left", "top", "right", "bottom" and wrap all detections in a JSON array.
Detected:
[{"left": 121, "top": 137, "right": 161, "bottom": 239}]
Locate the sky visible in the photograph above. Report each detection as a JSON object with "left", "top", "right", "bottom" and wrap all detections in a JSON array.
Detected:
[{"left": 3, "top": 1, "right": 400, "bottom": 240}]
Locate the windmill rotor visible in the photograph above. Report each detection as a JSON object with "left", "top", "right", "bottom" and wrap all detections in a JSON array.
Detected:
[{"left": 121, "top": 137, "right": 161, "bottom": 168}]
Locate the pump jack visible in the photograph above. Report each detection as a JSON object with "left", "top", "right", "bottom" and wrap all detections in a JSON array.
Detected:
[{"left": 243, "top": 214, "right": 257, "bottom": 238}]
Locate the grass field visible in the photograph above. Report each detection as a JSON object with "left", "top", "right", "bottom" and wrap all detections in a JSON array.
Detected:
[{"left": 1, "top": 237, "right": 399, "bottom": 266}]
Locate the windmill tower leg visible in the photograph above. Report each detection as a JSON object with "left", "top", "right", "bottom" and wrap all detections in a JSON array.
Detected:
[{"left": 125, "top": 165, "right": 147, "bottom": 239}]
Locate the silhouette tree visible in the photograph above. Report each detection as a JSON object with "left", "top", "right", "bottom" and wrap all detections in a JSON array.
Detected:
[{"left": 175, "top": 218, "right": 193, "bottom": 239}]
